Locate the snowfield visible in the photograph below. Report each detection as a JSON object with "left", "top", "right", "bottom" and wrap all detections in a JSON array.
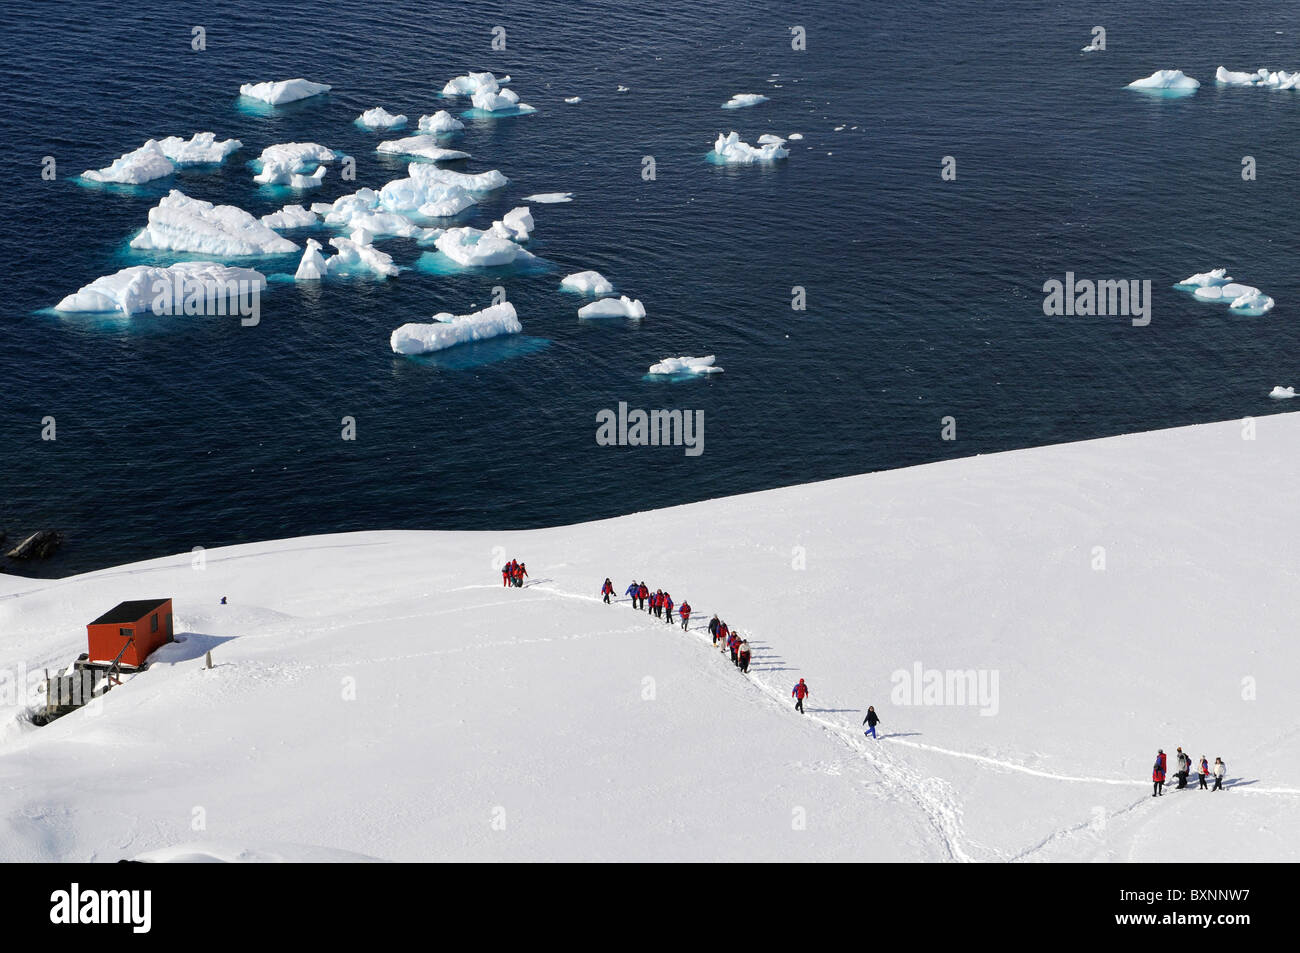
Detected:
[{"left": 1, "top": 416, "right": 1298, "bottom": 862}]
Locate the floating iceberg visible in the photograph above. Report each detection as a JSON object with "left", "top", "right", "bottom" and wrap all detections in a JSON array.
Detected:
[
  {"left": 311, "top": 189, "right": 439, "bottom": 239},
  {"left": 261, "top": 204, "right": 318, "bottom": 229},
  {"left": 158, "top": 132, "right": 242, "bottom": 165},
  {"left": 788, "top": 133, "right": 804, "bottom": 140},
  {"left": 325, "top": 233, "right": 398, "bottom": 278},
  {"left": 130, "top": 190, "right": 299, "bottom": 256},
  {"left": 253, "top": 142, "right": 343, "bottom": 187},
  {"left": 375, "top": 163, "right": 500, "bottom": 219},
  {"left": 1215, "top": 66, "right": 1300, "bottom": 89},
  {"left": 418, "top": 111, "right": 466, "bottom": 133},
  {"left": 239, "top": 79, "right": 331, "bottom": 105},
  {"left": 376, "top": 135, "right": 470, "bottom": 162},
  {"left": 1175, "top": 268, "right": 1233, "bottom": 289},
  {"left": 648, "top": 355, "right": 723, "bottom": 376},
  {"left": 82, "top": 140, "right": 174, "bottom": 184},
  {"left": 712, "top": 130, "right": 788, "bottom": 163},
  {"left": 524, "top": 192, "right": 573, "bottom": 203},
  {"left": 565, "top": 96, "right": 582, "bottom": 104},
  {"left": 403, "top": 161, "right": 507, "bottom": 193},
  {"left": 1126, "top": 70, "right": 1200, "bottom": 94},
  {"left": 54, "top": 261, "right": 265, "bottom": 314},
  {"left": 489, "top": 207, "right": 534, "bottom": 242},
  {"left": 560, "top": 270, "right": 614, "bottom": 295},
  {"left": 391, "top": 302, "right": 521, "bottom": 354},
  {"left": 722, "top": 93, "right": 769, "bottom": 109},
  {"left": 471, "top": 86, "right": 536, "bottom": 113},
  {"left": 1185, "top": 276, "right": 1276, "bottom": 315},
  {"left": 578, "top": 295, "right": 645, "bottom": 319},
  {"left": 357, "top": 107, "right": 408, "bottom": 130},
  {"left": 1269, "top": 386, "right": 1296, "bottom": 399},
  {"left": 294, "top": 238, "right": 328, "bottom": 280},
  {"left": 434, "top": 227, "right": 535, "bottom": 267},
  {"left": 441, "top": 71, "right": 508, "bottom": 96},
  {"left": 617, "top": 85, "right": 630, "bottom": 93},
  {"left": 757, "top": 133, "right": 787, "bottom": 145}
]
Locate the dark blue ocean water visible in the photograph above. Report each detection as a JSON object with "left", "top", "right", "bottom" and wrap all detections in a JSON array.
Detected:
[{"left": 4, "top": 0, "right": 1300, "bottom": 576}]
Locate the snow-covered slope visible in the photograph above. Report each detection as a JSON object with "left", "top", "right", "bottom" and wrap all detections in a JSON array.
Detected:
[{"left": 1, "top": 415, "right": 1297, "bottom": 862}]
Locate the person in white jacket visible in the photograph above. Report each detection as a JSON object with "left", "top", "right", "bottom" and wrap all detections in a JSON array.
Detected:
[{"left": 1212, "top": 757, "right": 1226, "bottom": 791}]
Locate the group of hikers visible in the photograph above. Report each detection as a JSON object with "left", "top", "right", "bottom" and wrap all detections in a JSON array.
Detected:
[
  {"left": 599, "top": 576, "right": 881, "bottom": 733},
  {"left": 501, "top": 559, "right": 528, "bottom": 587},
  {"left": 1152, "top": 747, "right": 1227, "bottom": 795}
]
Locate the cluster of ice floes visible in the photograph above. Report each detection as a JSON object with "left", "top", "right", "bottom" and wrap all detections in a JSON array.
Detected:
[
  {"left": 294, "top": 232, "right": 398, "bottom": 280},
  {"left": 722, "top": 93, "right": 769, "bottom": 109},
  {"left": 418, "top": 110, "right": 465, "bottom": 133},
  {"left": 560, "top": 270, "right": 614, "bottom": 295},
  {"left": 441, "top": 70, "right": 535, "bottom": 114},
  {"left": 260, "top": 204, "right": 318, "bottom": 229},
  {"left": 1215, "top": 66, "right": 1300, "bottom": 89},
  {"left": 434, "top": 226, "right": 537, "bottom": 267},
  {"left": 712, "top": 130, "right": 789, "bottom": 163},
  {"left": 376, "top": 135, "right": 469, "bottom": 162},
  {"left": 648, "top": 355, "right": 722, "bottom": 376},
  {"left": 1126, "top": 70, "right": 1200, "bottom": 94},
  {"left": 357, "top": 107, "right": 408, "bottom": 130},
  {"left": 239, "top": 79, "right": 331, "bottom": 105},
  {"left": 131, "top": 190, "right": 298, "bottom": 256},
  {"left": 578, "top": 295, "right": 645, "bottom": 319},
  {"left": 253, "top": 142, "right": 346, "bottom": 188},
  {"left": 82, "top": 133, "right": 242, "bottom": 184},
  {"left": 390, "top": 302, "right": 521, "bottom": 354},
  {"left": 54, "top": 262, "right": 265, "bottom": 314},
  {"left": 1175, "top": 269, "right": 1275, "bottom": 316}
]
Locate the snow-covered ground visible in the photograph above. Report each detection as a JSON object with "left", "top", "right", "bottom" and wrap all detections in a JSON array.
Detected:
[{"left": 1, "top": 415, "right": 1297, "bottom": 862}]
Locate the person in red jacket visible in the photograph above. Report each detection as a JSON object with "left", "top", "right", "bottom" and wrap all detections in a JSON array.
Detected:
[
  {"left": 679, "top": 602, "right": 691, "bottom": 630},
  {"left": 728, "top": 631, "right": 740, "bottom": 666},
  {"left": 601, "top": 578, "right": 614, "bottom": 604},
  {"left": 792, "top": 678, "right": 810, "bottom": 713},
  {"left": 663, "top": 593, "right": 674, "bottom": 624},
  {"left": 514, "top": 563, "right": 528, "bottom": 587},
  {"left": 639, "top": 582, "right": 649, "bottom": 612},
  {"left": 717, "top": 622, "right": 730, "bottom": 654},
  {"left": 1152, "top": 749, "right": 1167, "bottom": 797},
  {"left": 502, "top": 559, "right": 514, "bottom": 587}
]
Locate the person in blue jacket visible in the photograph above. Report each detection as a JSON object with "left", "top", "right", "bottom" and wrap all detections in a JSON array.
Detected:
[{"left": 625, "top": 581, "right": 640, "bottom": 608}]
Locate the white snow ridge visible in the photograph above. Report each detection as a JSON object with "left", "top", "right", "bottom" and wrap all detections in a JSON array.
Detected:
[{"left": 390, "top": 302, "right": 522, "bottom": 354}]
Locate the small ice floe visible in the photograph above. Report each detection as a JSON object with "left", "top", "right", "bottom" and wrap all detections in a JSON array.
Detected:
[
  {"left": 1126, "top": 69, "right": 1200, "bottom": 96},
  {"left": 435, "top": 227, "right": 537, "bottom": 267},
  {"left": 375, "top": 135, "right": 470, "bottom": 162},
  {"left": 564, "top": 96, "right": 582, "bottom": 104},
  {"left": 239, "top": 79, "right": 330, "bottom": 105},
  {"left": 617, "top": 85, "right": 630, "bottom": 93},
  {"left": 560, "top": 271, "right": 613, "bottom": 295},
  {"left": 441, "top": 71, "right": 508, "bottom": 96},
  {"left": 722, "top": 93, "right": 769, "bottom": 109},
  {"left": 788, "top": 132, "right": 804, "bottom": 140},
  {"left": 357, "top": 107, "right": 408, "bottom": 130},
  {"left": 523, "top": 192, "right": 573, "bottom": 203},
  {"left": 1215, "top": 66, "right": 1300, "bottom": 89},
  {"left": 295, "top": 231, "right": 398, "bottom": 280},
  {"left": 260, "top": 204, "right": 318, "bottom": 229},
  {"left": 82, "top": 140, "right": 175, "bottom": 184},
  {"left": 648, "top": 355, "right": 722, "bottom": 376},
  {"left": 471, "top": 86, "right": 536, "bottom": 113},
  {"left": 159, "top": 132, "right": 243, "bottom": 165},
  {"left": 390, "top": 302, "right": 522, "bottom": 354},
  {"left": 418, "top": 110, "right": 466, "bottom": 133},
  {"left": 253, "top": 142, "right": 344, "bottom": 188},
  {"left": 1177, "top": 270, "right": 1275, "bottom": 315},
  {"left": 1269, "top": 386, "right": 1296, "bottom": 399},
  {"left": 578, "top": 295, "right": 645, "bottom": 319},
  {"left": 711, "top": 130, "right": 788, "bottom": 164},
  {"left": 488, "top": 207, "right": 534, "bottom": 242}
]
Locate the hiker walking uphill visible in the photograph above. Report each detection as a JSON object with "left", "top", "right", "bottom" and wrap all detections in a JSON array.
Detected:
[
  {"left": 863, "top": 705, "right": 880, "bottom": 738},
  {"left": 717, "top": 621, "right": 730, "bottom": 655},
  {"left": 727, "top": 630, "right": 740, "bottom": 666},
  {"left": 1198, "top": 755, "right": 1210, "bottom": 790},
  {"left": 663, "top": 593, "right": 674, "bottom": 624},
  {"left": 792, "top": 678, "right": 810, "bottom": 713},
  {"left": 1175, "top": 747, "right": 1190, "bottom": 789},
  {"left": 638, "top": 581, "right": 649, "bottom": 610},
  {"left": 625, "top": 580, "right": 640, "bottom": 607},
  {"left": 1152, "top": 749, "right": 1167, "bottom": 797},
  {"left": 679, "top": 601, "right": 691, "bottom": 631},
  {"left": 602, "top": 578, "right": 614, "bottom": 604},
  {"left": 1212, "top": 757, "right": 1227, "bottom": 791},
  {"left": 708, "top": 614, "right": 721, "bottom": 645},
  {"left": 737, "top": 637, "right": 751, "bottom": 673}
]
